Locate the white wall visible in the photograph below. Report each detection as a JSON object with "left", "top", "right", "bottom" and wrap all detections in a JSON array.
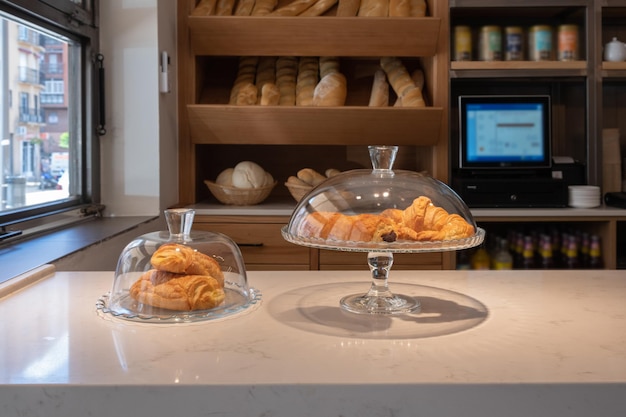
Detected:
[
  {"left": 99, "top": 0, "right": 178, "bottom": 217},
  {"left": 54, "top": 0, "right": 178, "bottom": 270}
]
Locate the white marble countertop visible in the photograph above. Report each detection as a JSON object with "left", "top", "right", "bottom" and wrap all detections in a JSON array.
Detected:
[{"left": 1, "top": 268, "right": 626, "bottom": 417}]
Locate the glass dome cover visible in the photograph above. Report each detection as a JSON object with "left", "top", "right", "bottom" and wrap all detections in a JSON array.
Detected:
[
  {"left": 283, "top": 145, "right": 483, "bottom": 252},
  {"left": 97, "top": 208, "right": 260, "bottom": 323},
  {"left": 281, "top": 145, "right": 484, "bottom": 316}
]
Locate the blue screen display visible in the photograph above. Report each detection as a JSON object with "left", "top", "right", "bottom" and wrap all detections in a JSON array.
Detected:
[{"left": 460, "top": 96, "right": 551, "bottom": 169}]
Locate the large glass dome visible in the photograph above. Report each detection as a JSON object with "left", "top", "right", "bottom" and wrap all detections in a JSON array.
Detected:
[
  {"left": 283, "top": 145, "right": 483, "bottom": 253},
  {"left": 281, "top": 145, "right": 485, "bottom": 315}
]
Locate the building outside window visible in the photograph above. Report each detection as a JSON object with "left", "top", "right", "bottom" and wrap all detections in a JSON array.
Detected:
[{"left": 0, "top": 0, "right": 100, "bottom": 235}]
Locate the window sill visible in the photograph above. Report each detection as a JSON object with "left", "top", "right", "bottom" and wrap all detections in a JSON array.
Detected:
[{"left": 0, "top": 215, "right": 157, "bottom": 284}]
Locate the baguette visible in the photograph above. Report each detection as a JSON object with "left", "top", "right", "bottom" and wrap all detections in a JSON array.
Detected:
[
  {"left": 299, "top": 0, "right": 338, "bottom": 16},
  {"left": 251, "top": 0, "right": 277, "bottom": 15},
  {"left": 191, "top": 0, "right": 217, "bottom": 15},
  {"left": 312, "top": 72, "right": 347, "bottom": 107},
  {"left": 260, "top": 82, "right": 281, "bottom": 105},
  {"left": 336, "top": 0, "right": 360, "bottom": 16},
  {"left": 358, "top": 0, "right": 388, "bottom": 16},
  {"left": 409, "top": 0, "right": 426, "bottom": 16},
  {"left": 368, "top": 69, "right": 389, "bottom": 107},
  {"left": 319, "top": 56, "right": 340, "bottom": 78},
  {"left": 235, "top": 82, "right": 258, "bottom": 105},
  {"left": 215, "top": 0, "right": 236, "bottom": 15},
  {"left": 234, "top": 0, "right": 255, "bottom": 15},
  {"left": 389, "top": 0, "right": 410, "bottom": 16},
  {"left": 296, "top": 57, "right": 319, "bottom": 106},
  {"left": 270, "top": 0, "right": 318, "bottom": 15},
  {"left": 276, "top": 57, "right": 298, "bottom": 106},
  {"left": 297, "top": 168, "right": 327, "bottom": 186}
]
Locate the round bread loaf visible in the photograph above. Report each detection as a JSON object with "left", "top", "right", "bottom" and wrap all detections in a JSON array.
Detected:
[
  {"left": 232, "top": 161, "right": 267, "bottom": 188},
  {"left": 215, "top": 168, "right": 234, "bottom": 186}
]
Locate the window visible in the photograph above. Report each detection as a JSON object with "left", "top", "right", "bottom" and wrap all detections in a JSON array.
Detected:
[{"left": 0, "top": 0, "right": 100, "bottom": 237}]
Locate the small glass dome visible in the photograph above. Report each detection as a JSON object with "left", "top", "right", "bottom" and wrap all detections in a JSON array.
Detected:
[
  {"left": 283, "top": 145, "right": 482, "bottom": 252},
  {"left": 98, "top": 208, "right": 260, "bottom": 323}
]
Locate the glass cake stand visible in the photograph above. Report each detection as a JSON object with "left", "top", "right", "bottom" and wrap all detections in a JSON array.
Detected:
[{"left": 281, "top": 145, "right": 485, "bottom": 315}]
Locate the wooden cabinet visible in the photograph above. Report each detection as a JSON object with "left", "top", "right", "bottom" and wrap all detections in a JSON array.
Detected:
[
  {"left": 177, "top": 0, "right": 453, "bottom": 270},
  {"left": 448, "top": 1, "right": 626, "bottom": 270}
]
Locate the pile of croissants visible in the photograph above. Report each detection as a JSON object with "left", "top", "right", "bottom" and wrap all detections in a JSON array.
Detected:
[{"left": 295, "top": 196, "right": 475, "bottom": 243}]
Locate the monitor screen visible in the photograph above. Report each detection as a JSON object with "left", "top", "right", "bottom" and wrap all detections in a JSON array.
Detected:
[{"left": 459, "top": 95, "right": 552, "bottom": 171}]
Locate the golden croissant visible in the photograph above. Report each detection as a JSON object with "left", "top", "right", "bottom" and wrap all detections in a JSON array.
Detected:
[
  {"left": 298, "top": 196, "right": 474, "bottom": 242},
  {"left": 129, "top": 269, "right": 225, "bottom": 311},
  {"left": 129, "top": 243, "right": 226, "bottom": 311}
]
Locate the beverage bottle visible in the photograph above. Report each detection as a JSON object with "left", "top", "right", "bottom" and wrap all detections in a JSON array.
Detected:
[
  {"left": 470, "top": 245, "right": 491, "bottom": 270},
  {"left": 491, "top": 237, "right": 513, "bottom": 270},
  {"left": 565, "top": 237, "right": 580, "bottom": 269},
  {"left": 579, "top": 232, "right": 590, "bottom": 268},
  {"left": 538, "top": 234, "right": 554, "bottom": 269},
  {"left": 589, "top": 235, "right": 603, "bottom": 269},
  {"left": 521, "top": 235, "right": 536, "bottom": 269},
  {"left": 456, "top": 249, "right": 471, "bottom": 270}
]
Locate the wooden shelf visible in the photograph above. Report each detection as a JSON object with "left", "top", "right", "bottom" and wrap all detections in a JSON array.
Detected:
[
  {"left": 187, "top": 105, "right": 443, "bottom": 146},
  {"left": 450, "top": 60, "right": 587, "bottom": 78},
  {"left": 188, "top": 16, "right": 442, "bottom": 57}
]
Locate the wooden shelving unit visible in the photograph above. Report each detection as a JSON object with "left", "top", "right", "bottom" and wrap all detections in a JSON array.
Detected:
[{"left": 177, "top": 0, "right": 453, "bottom": 270}]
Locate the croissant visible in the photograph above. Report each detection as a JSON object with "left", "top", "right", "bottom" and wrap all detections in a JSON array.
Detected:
[
  {"left": 298, "top": 196, "right": 474, "bottom": 243},
  {"left": 129, "top": 269, "right": 225, "bottom": 311},
  {"left": 151, "top": 243, "right": 224, "bottom": 286}
]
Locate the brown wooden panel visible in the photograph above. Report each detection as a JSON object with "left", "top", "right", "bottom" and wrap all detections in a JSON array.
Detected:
[
  {"left": 189, "top": 17, "right": 441, "bottom": 57},
  {"left": 194, "top": 223, "right": 310, "bottom": 265},
  {"left": 187, "top": 106, "right": 442, "bottom": 146}
]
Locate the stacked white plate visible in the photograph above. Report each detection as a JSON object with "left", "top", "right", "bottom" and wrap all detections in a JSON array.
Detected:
[{"left": 568, "top": 185, "right": 601, "bottom": 208}]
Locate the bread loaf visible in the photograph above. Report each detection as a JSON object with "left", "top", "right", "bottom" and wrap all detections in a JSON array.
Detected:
[
  {"left": 336, "top": 0, "right": 360, "bottom": 16},
  {"left": 270, "top": 0, "right": 318, "bottom": 15},
  {"left": 299, "top": 0, "right": 338, "bottom": 16},
  {"left": 232, "top": 161, "right": 269, "bottom": 188},
  {"left": 215, "top": 168, "right": 234, "bottom": 186},
  {"left": 191, "top": 0, "right": 217, "bottom": 15},
  {"left": 230, "top": 57, "right": 258, "bottom": 104},
  {"left": 358, "top": 0, "right": 388, "bottom": 16},
  {"left": 297, "top": 168, "right": 327, "bottom": 186},
  {"left": 234, "top": 82, "right": 258, "bottom": 106},
  {"left": 251, "top": 0, "right": 277, "bottom": 15},
  {"left": 312, "top": 72, "right": 347, "bottom": 106},
  {"left": 296, "top": 57, "right": 318, "bottom": 106},
  {"left": 389, "top": 0, "right": 410, "bottom": 16},
  {"left": 368, "top": 69, "right": 389, "bottom": 107},
  {"left": 297, "top": 196, "right": 475, "bottom": 243},
  {"left": 276, "top": 57, "right": 298, "bottom": 106},
  {"left": 215, "top": 0, "right": 236, "bottom": 15},
  {"left": 319, "top": 56, "right": 340, "bottom": 78},
  {"left": 380, "top": 57, "right": 425, "bottom": 107},
  {"left": 234, "top": 0, "right": 255, "bottom": 15},
  {"left": 409, "top": 0, "right": 426, "bottom": 16},
  {"left": 260, "top": 82, "right": 281, "bottom": 105}
]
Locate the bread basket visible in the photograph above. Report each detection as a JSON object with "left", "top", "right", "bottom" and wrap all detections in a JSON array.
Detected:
[
  {"left": 285, "top": 182, "right": 313, "bottom": 202},
  {"left": 205, "top": 180, "right": 276, "bottom": 205}
]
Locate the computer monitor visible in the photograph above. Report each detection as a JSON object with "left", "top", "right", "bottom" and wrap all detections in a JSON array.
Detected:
[{"left": 458, "top": 95, "right": 552, "bottom": 174}]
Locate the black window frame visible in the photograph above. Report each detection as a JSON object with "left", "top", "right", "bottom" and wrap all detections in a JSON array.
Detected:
[{"left": 0, "top": 0, "right": 101, "bottom": 235}]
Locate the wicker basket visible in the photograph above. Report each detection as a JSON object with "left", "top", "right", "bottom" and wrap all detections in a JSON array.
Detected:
[
  {"left": 285, "top": 182, "right": 313, "bottom": 202},
  {"left": 205, "top": 180, "right": 276, "bottom": 205}
]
